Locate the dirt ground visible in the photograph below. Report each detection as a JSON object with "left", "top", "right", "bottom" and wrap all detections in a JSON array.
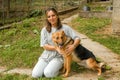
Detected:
[{"left": 95, "top": 23, "right": 112, "bottom": 35}]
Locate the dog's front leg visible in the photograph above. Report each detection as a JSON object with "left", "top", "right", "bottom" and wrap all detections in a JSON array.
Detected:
[
  {"left": 62, "top": 58, "right": 66, "bottom": 74},
  {"left": 63, "top": 55, "right": 72, "bottom": 77}
]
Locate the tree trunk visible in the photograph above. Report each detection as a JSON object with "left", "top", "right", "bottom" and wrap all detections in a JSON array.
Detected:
[{"left": 7, "top": 0, "right": 10, "bottom": 18}]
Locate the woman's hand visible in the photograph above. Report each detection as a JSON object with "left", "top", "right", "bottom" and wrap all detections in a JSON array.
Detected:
[
  {"left": 65, "top": 44, "right": 75, "bottom": 56},
  {"left": 55, "top": 47, "right": 64, "bottom": 55},
  {"left": 65, "top": 38, "right": 80, "bottom": 56}
]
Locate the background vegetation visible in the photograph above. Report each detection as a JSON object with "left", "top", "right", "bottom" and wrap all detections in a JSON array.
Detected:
[
  {"left": 71, "top": 17, "right": 120, "bottom": 55},
  {"left": 0, "top": 0, "right": 118, "bottom": 80},
  {"left": 0, "top": 0, "right": 79, "bottom": 26}
]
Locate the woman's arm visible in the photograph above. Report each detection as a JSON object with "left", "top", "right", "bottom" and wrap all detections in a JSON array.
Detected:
[
  {"left": 73, "top": 38, "right": 80, "bottom": 49},
  {"left": 43, "top": 44, "right": 56, "bottom": 51},
  {"left": 43, "top": 44, "right": 64, "bottom": 55},
  {"left": 65, "top": 38, "right": 80, "bottom": 55},
  {"left": 40, "top": 28, "right": 56, "bottom": 51}
]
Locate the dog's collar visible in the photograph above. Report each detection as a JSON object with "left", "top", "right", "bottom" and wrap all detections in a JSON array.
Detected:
[
  {"left": 63, "top": 37, "right": 73, "bottom": 46},
  {"left": 54, "top": 36, "right": 73, "bottom": 47}
]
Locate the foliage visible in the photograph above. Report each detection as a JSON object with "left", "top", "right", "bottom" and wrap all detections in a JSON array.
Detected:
[
  {"left": 98, "top": 76, "right": 105, "bottom": 80},
  {"left": 87, "top": 2, "right": 112, "bottom": 11},
  {"left": 0, "top": 74, "right": 62, "bottom": 80},
  {"left": 0, "top": 17, "right": 43, "bottom": 69},
  {"left": 28, "top": 10, "right": 43, "bottom": 18},
  {"left": 71, "top": 62, "right": 86, "bottom": 73},
  {"left": 0, "top": 74, "right": 29, "bottom": 80}
]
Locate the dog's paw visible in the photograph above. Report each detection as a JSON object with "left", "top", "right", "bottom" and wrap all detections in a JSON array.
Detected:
[
  {"left": 97, "top": 72, "right": 101, "bottom": 76},
  {"left": 61, "top": 68, "right": 66, "bottom": 74},
  {"left": 62, "top": 74, "right": 69, "bottom": 78},
  {"left": 99, "top": 62, "right": 105, "bottom": 68}
]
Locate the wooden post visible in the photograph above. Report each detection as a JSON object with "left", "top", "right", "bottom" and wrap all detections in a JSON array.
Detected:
[
  {"left": 6, "top": 0, "right": 10, "bottom": 18},
  {"left": 112, "top": 0, "right": 120, "bottom": 35},
  {"left": 2, "top": 0, "right": 5, "bottom": 24}
]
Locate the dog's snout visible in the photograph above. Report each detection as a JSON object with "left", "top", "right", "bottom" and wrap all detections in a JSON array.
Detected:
[{"left": 59, "top": 43, "right": 64, "bottom": 46}]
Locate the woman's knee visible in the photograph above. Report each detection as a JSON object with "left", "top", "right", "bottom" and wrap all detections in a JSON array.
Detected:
[
  {"left": 44, "top": 69, "right": 59, "bottom": 78},
  {"left": 43, "top": 58, "right": 63, "bottom": 78},
  {"left": 32, "top": 59, "right": 47, "bottom": 78},
  {"left": 32, "top": 69, "right": 43, "bottom": 78},
  {"left": 32, "top": 73, "right": 39, "bottom": 78}
]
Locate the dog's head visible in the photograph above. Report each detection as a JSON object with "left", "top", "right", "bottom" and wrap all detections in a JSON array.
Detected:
[{"left": 52, "top": 30, "right": 67, "bottom": 47}]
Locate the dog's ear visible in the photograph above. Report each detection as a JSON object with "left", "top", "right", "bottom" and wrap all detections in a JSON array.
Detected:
[
  {"left": 52, "top": 33, "right": 55, "bottom": 38},
  {"left": 52, "top": 33, "right": 56, "bottom": 42},
  {"left": 61, "top": 30, "right": 65, "bottom": 34},
  {"left": 61, "top": 30, "right": 65, "bottom": 36}
]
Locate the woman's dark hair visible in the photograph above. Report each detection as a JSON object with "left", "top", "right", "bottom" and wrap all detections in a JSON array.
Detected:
[{"left": 45, "top": 7, "right": 62, "bottom": 33}]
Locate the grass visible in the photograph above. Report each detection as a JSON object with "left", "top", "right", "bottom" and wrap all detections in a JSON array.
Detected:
[
  {"left": 98, "top": 76, "right": 105, "bottom": 80},
  {"left": 0, "top": 16, "right": 44, "bottom": 69},
  {"left": 0, "top": 74, "right": 62, "bottom": 80},
  {"left": 0, "top": 74, "right": 31, "bottom": 80},
  {"left": 86, "top": 2, "right": 112, "bottom": 11},
  {"left": 71, "top": 17, "right": 120, "bottom": 55}
]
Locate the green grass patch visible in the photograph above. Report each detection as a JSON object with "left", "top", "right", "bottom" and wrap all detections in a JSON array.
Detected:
[
  {"left": 71, "top": 62, "right": 86, "bottom": 73},
  {"left": 98, "top": 76, "right": 105, "bottom": 80},
  {"left": 0, "top": 74, "right": 31, "bottom": 80},
  {"left": 86, "top": 2, "right": 111, "bottom": 11},
  {"left": 0, "top": 17, "right": 44, "bottom": 69},
  {"left": 0, "top": 74, "right": 62, "bottom": 80},
  {"left": 71, "top": 17, "right": 120, "bottom": 55}
]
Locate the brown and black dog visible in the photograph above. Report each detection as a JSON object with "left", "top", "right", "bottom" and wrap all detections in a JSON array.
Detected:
[{"left": 52, "top": 30, "right": 104, "bottom": 77}]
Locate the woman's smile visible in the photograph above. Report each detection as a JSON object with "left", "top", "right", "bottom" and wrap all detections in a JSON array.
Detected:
[{"left": 47, "top": 11, "right": 58, "bottom": 27}]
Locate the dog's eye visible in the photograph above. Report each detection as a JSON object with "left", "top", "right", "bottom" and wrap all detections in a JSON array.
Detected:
[{"left": 61, "top": 37, "right": 63, "bottom": 39}]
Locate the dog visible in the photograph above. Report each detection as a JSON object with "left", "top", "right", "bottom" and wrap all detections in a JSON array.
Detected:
[{"left": 52, "top": 30, "right": 104, "bottom": 77}]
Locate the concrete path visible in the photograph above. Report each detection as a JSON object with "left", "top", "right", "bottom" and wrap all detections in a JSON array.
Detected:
[
  {"left": 0, "top": 14, "right": 120, "bottom": 80},
  {"left": 0, "top": 66, "right": 32, "bottom": 76}
]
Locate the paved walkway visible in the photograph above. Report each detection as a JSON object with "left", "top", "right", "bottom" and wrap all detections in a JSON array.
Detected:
[{"left": 0, "top": 14, "right": 120, "bottom": 80}]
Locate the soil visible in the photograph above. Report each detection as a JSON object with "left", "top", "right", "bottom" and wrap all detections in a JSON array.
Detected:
[{"left": 95, "top": 23, "right": 113, "bottom": 35}]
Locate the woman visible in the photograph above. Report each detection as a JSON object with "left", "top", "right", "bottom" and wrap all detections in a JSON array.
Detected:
[{"left": 32, "top": 7, "right": 80, "bottom": 78}]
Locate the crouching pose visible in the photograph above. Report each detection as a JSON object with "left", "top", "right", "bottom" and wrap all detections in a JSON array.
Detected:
[{"left": 32, "top": 7, "right": 80, "bottom": 78}]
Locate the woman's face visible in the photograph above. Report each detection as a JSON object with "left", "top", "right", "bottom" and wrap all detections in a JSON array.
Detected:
[{"left": 46, "top": 10, "right": 58, "bottom": 27}]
